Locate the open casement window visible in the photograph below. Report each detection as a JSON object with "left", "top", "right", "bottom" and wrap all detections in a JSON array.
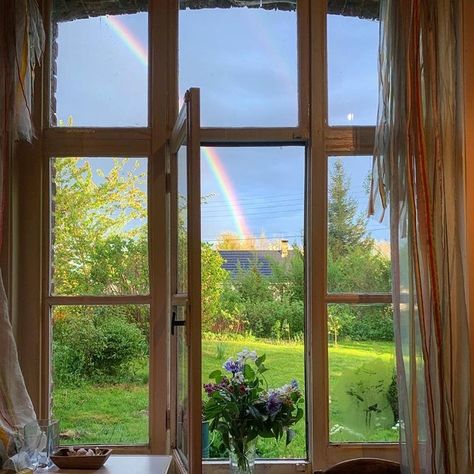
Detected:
[
  {"left": 14, "top": 0, "right": 401, "bottom": 472},
  {"left": 169, "top": 88, "right": 202, "bottom": 473}
]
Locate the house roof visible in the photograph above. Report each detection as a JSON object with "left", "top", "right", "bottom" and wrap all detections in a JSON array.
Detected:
[
  {"left": 218, "top": 249, "right": 292, "bottom": 277},
  {"left": 53, "top": 0, "right": 379, "bottom": 22}
]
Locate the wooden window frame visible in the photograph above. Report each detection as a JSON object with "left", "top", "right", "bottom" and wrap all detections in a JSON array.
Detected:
[{"left": 9, "top": 0, "right": 401, "bottom": 471}]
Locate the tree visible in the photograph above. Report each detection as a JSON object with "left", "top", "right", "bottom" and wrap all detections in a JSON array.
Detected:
[
  {"left": 201, "top": 243, "right": 231, "bottom": 332},
  {"left": 52, "top": 157, "right": 148, "bottom": 296},
  {"left": 328, "top": 159, "right": 371, "bottom": 259},
  {"left": 215, "top": 232, "right": 280, "bottom": 251},
  {"left": 216, "top": 232, "right": 257, "bottom": 250},
  {"left": 326, "top": 159, "right": 392, "bottom": 342}
]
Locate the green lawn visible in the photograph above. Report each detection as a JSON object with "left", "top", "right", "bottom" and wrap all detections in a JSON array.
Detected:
[{"left": 53, "top": 338, "right": 398, "bottom": 458}]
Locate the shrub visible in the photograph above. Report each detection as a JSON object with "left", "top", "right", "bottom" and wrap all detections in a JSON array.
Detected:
[
  {"left": 53, "top": 310, "right": 147, "bottom": 385},
  {"left": 329, "top": 304, "right": 394, "bottom": 343},
  {"left": 242, "top": 299, "right": 304, "bottom": 339}
]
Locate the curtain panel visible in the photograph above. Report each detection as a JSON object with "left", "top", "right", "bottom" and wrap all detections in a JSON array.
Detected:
[
  {"left": 370, "top": 0, "right": 471, "bottom": 472},
  {"left": 0, "top": 0, "right": 44, "bottom": 469}
]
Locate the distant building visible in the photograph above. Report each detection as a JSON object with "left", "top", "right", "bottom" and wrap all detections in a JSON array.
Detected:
[{"left": 218, "top": 240, "right": 293, "bottom": 278}]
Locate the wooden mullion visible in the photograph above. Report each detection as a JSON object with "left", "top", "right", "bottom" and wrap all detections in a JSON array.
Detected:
[
  {"left": 308, "top": 0, "right": 328, "bottom": 470},
  {"left": 325, "top": 126, "right": 376, "bottom": 156},
  {"left": 297, "top": 0, "right": 311, "bottom": 134},
  {"left": 325, "top": 293, "right": 392, "bottom": 304},
  {"left": 149, "top": 0, "right": 172, "bottom": 455},
  {"left": 46, "top": 295, "right": 151, "bottom": 306},
  {"left": 186, "top": 88, "right": 202, "bottom": 474},
  {"left": 200, "top": 127, "right": 308, "bottom": 145},
  {"left": 43, "top": 128, "right": 151, "bottom": 157}
]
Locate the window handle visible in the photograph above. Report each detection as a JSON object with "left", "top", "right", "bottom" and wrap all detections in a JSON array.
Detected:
[{"left": 171, "top": 309, "right": 185, "bottom": 335}]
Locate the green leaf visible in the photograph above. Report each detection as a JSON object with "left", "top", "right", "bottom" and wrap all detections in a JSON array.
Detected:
[
  {"left": 208, "top": 369, "right": 223, "bottom": 382},
  {"left": 286, "top": 429, "right": 296, "bottom": 446},
  {"left": 258, "top": 364, "right": 268, "bottom": 374},
  {"left": 243, "top": 364, "right": 255, "bottom": 380}
]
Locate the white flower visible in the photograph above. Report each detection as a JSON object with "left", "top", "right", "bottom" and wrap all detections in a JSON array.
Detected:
[
  {"left": 233, "top": 372, "right": 245, "bottom": 383},
  {"left": 237, "top": 348, "right": 258, "bottom": 363}
]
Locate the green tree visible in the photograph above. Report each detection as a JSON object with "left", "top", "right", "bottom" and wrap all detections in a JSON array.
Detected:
[
  {"left": 326, "top": 160, "right": 392, "bottom": 342},
  {"left": 201, "top": 243, "right": 232, "bottom": 332},
  {"left": 52, "top": 157, "right": 148, "bottom": 296},
  {"left": 328, "top": 159, "right": 371, "bottom": 259}
]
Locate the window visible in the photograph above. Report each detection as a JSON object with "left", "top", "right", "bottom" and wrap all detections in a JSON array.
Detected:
[
  {"left": 49, "top": 157, "right": 150, "bottom": 445},
  {"left": 13, "top": 0, "right": 398, "bottom": 471},
  {"left": 52, "top": 2, "right": 149, "bottom": 127}
]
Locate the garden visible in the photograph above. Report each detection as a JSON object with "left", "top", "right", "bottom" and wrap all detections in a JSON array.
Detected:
[{"left": 51, "top": 156, "right": 397, "bottom": 458}]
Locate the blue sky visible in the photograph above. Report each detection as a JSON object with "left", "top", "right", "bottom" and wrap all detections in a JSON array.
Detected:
[{"left": 54, "top": 5, "right": 389, "bottom": 245}]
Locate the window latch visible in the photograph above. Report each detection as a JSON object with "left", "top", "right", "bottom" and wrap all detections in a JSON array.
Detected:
[{"left": 171, "top": 309, "right": 185, "bottom": 335}]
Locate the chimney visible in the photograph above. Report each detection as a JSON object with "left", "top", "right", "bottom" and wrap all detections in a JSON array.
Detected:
[{"left": 280, "top": 239, "right": 289, "bottom": 258}]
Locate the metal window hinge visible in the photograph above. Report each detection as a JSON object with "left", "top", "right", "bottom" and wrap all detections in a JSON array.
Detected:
[
  {"left": 165, "top": 172, "right": 171, "bottom": 194},
  {"left": 166, "top": 409, "right": 171, "bottom": 430}
]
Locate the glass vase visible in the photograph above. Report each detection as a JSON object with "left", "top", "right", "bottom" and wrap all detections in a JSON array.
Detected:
[
  {"left": 23, "top": 419, "right": 59, "bottom": 469},
  {"left": 229, "top": 437, "right": 256, "bottom": 474}
]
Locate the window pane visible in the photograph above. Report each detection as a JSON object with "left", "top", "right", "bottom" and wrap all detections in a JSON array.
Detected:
[
  {"left": 179, "top": 1, "right": 298, "bottom": 127},
  {"left": 52, "top": 2, "right": 148, "bottom": 126},
  {"left": 327, "top": 6, "right": 379, "bottom": 125},
  {"left": 51, "top": 305, "right": 149, "bottom": 445},
  {"left": 177, "top": 147, "right": 188, "bottom": 293},
  {"left": 327, "top": 156, "right": 391, "bottom": 293},
  {"left": 176, "top": 305, "right": 189, "bottom": 460},
  {"left": 200, "top": 146, "right": 306, "bottom": 459},
  {"left": 51, "top": 157, "right": 149, "bottom": 296},
  {"left": 328, "top": 304, "right": 398, "bottom": 443}
]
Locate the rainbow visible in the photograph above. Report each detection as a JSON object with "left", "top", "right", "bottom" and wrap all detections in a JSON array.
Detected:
[
  {"left": 202, "top": 147, "right": 251, "bottom": 239},
  {"left": 104, "top": 16, "right": 148, "bottom": 67},
  {"left": 104, "top": 15, "right": 252, "bottom": 240}
]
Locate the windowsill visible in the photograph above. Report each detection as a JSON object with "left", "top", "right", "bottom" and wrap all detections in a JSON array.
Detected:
[{"left": 35, "top": 455, "right": 172, "bottom": 474}]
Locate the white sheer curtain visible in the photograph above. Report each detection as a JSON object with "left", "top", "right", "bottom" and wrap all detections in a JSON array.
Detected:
[
  {"left": 0, "top": 0, "right": 44, "bottom": 469},
  {"left": 370, "top": 0, "right": 471, "bottom": 472}
]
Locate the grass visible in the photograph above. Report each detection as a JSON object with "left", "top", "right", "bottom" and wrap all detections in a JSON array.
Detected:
[{"left": 53, "top": 338, "right": 398, "bottom": 458}]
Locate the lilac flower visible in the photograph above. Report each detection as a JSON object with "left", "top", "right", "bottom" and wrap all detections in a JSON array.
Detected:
[
  {"left": 223, "top": 357, "right": 242, "bottom": 374},
  {"left": 290, "top": 379, "right": 299, "bottom": 390}
]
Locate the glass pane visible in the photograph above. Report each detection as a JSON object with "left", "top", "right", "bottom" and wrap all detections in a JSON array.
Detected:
[
  {"left": 51, "top": 305, "right": 150, "bottom": 445},
  {"left": 52, "top": 2, "right": 148, "bottom": 126},
  {"left": 327, "top": 6, "right": 379, "bottom": 125},
  {"left": 179, "top": 1, "right": 298, "bottom": 127},
  {"left": 327, "top": 156, "right": 391, "bottom": 293},
  {"left": 200, "top": 146, "right": 306, "bottom": 459},
  {"left": 176, "top": 305, "right": 189, "bottom": 460},
  {"left": 328, "top": 304, "right": 398, "bottom": 443},
  {"left": 51, "top": 157, "right": 149, "bottom": 296},
  {"left": 177, "top": 146, "right": 188, "bottom": 293}
]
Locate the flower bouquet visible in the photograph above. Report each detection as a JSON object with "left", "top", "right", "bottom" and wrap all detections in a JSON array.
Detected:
[{"left": 203, "top": 349, "right": 303, "bottom": 473}]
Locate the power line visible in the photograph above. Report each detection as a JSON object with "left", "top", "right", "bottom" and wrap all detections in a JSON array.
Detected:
[
  {"left": 202, "top": 208, "right": 304, "bottom": 219},
  {"left": 202, "top": 234, "right": 303, "bottom": 243},
  {"left": 202, "top": 203, "right": 305, "bottom": 215}
]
